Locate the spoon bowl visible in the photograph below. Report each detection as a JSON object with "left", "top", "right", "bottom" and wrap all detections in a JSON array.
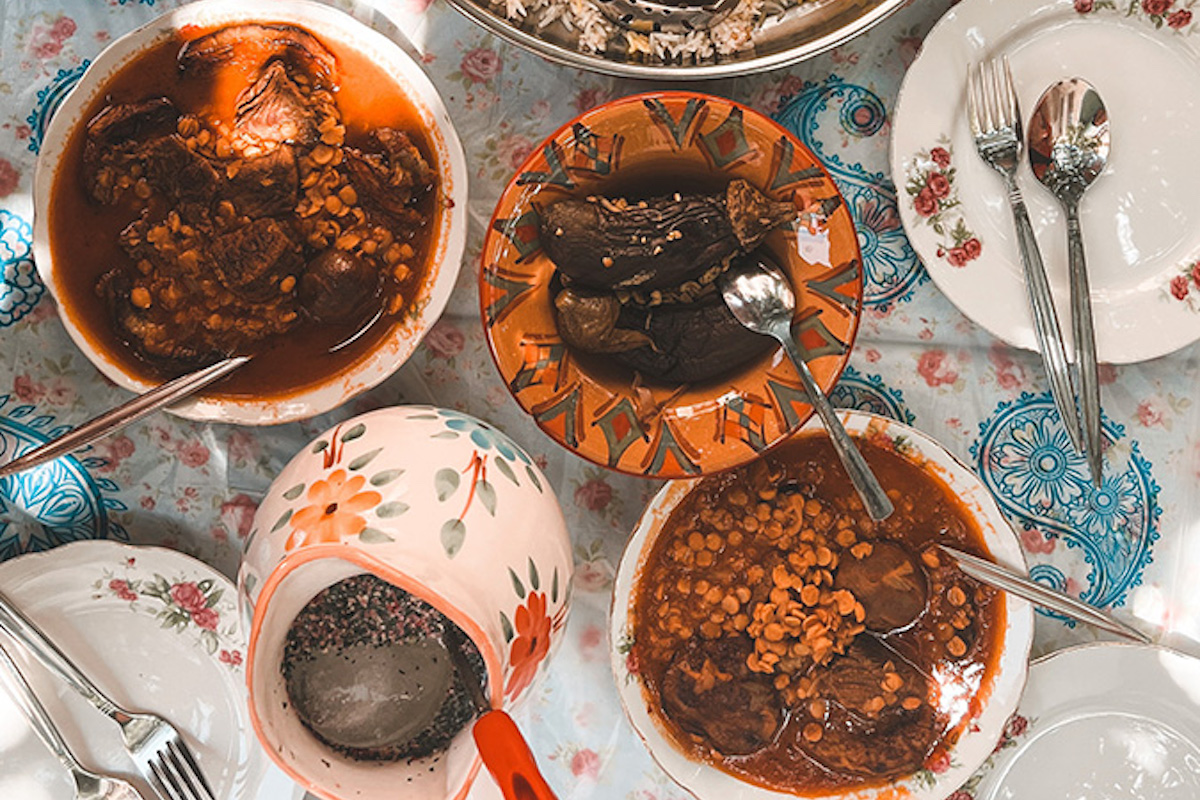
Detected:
[{"left": 719, "top": 256, "right": 894, "bottom": 522}]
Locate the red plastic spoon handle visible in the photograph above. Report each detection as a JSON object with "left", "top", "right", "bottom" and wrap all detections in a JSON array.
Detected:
[{"left": 473, "top": 709, "right": 559, "bottom": 800}]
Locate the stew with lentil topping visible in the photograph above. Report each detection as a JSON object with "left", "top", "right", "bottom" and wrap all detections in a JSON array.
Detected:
[
  {"left": 48, "top": 22, "right": 441, "bottom": 398},
  {"left": 630, "top": 432, "right": 1005, "bottom": 793}
]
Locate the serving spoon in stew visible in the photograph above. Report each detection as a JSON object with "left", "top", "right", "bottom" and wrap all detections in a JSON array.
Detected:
[
  {"left": 720, "top": 256, "right": 894, "bottom": 522},
  {"left": 0, "top": 304, "right": 386, "bottom": 481}
]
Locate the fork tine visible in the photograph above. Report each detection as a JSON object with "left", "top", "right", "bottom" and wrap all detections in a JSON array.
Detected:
[
  {"left": 148, "top": 756, "right": 187, "bottom": 800},
  {"left": 982, "top": 60, "right": 999, "bottom": 131},
  {"left": 1002, "top": 55, "right": 1021, "bottom": 132},
  {"left": 170, "top": 739, "right": 215, "bottom": 800},
  {"left": 157, "top": 750, "right": 200, "bottom": 800},
  {"left": 966, "top": 62, "right": 981, "bottom": 136},
  {"left": 977, "top": 62, "right": 993, "bottom": 133}
]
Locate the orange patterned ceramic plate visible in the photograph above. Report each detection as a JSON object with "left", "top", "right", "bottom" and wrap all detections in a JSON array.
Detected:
[{"left": 480, "top": 91, "right": 863, "bottom": 479}]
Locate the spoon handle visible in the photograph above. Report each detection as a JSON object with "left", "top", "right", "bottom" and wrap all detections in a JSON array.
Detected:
[
  {"left": 778, "top": 334, "right": 894, "bottom": 521},
  {"left": 1067, "top": 205, "right": 1103, "bottom": 487},
  {"left": 0, "top": 642, "right": 88, "bottom": 777},
  {"left": 474, "top": 709, "right": 559, "bottom": 800},
  {"left": 0, "top": 355, "right": 250, "bottom": 481},
  {"left": 1005, "top": 177, "right": 1084, "bottom": 455}
]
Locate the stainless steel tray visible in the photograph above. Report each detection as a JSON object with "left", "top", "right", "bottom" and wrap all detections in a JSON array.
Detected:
[{"left": 442, "top": 0, "right": 908, "bottom": 79}]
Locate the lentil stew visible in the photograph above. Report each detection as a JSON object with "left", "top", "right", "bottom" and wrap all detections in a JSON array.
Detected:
[
  {"left": 629, "top": 432, "right": 1006, "bottom": 793},
  {"left": 47, "top": 22, "right": 442, "bottom": 398}
]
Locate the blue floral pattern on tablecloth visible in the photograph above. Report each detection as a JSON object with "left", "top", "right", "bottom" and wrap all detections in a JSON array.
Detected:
[
  {"left": 0, "top": 395, "right": 128, "bottom": 559},
  {"left": 25, "top": 61, "right": 89, "bottom": 154},
  {"left": 972, "top": 394, "right": 1160, "bottom": 615},
  {"left": 774, "top": 75, "right": 924, "bottom": 311},
  {"left": 829, "top": 365, "right": 915, "bottom": 424},
  {"left": 0, "top": 210, "right": 42, "bottom": 326}
]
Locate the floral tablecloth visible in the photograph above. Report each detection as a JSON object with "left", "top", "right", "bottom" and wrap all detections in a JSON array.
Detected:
[{"left": 2, "top": 0, "right": 1199, "bottom": 797}]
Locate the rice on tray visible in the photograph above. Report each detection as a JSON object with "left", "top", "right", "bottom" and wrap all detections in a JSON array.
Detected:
[{"left": 502, "top": 0, "right": 804, "bottom": 61}]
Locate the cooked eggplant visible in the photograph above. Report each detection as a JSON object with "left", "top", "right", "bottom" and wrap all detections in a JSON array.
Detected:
[
  {"left": 539, "top": 179, "right": 795, "bottom": 292},
  {"left": 554, "top": 285, "right": 774, "bottom": 385}
]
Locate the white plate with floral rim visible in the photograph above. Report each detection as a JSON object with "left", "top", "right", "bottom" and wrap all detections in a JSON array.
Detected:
[
  {"left": 609, "top": 409, "right": 1035, "bottom": 800},
  {"left": 892, "top": 0, "right": 1200, "bottom": 364},
  {"left": 0, "top": 540, "right": 303, "bottom": 800},
  {"left": 958, "top": 642, "right": 1200, "bottom": 800}
]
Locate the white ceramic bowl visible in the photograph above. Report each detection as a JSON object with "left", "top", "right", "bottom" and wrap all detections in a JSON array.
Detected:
[
  {"left": 31, "top": 0, "right": 468, "bottom": 425},
  {"left": 610, "top": 409, "right": 1035, "bottom": 800}
]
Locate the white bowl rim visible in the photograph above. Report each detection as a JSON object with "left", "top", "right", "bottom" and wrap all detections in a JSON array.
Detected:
[
  {"left": 31, "top": 0, "right": 468, "bottom": 425},
  {"left": 609, "top": 409, "right": 1036, "bottom": 800}
]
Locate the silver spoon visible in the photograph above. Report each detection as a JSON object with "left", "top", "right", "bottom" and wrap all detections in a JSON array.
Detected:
[
  {"left": 0, "top": 303, "right": 386, "bottom": 481},
  {"left": 720, "top": 256, "right": 894, "bottom": 521},
  {"left": 0, "top": 643, "right": 145, "bottom": 800},
  {"left": 1028, "top": 78, "right": 1110, "bottom": 488}
]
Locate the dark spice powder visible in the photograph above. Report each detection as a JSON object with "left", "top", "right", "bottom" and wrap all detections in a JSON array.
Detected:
[{"left": 282, "top": 573, "right": 487, "bottom": 763}]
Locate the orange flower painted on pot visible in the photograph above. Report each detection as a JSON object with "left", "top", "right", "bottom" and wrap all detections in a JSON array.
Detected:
[
  {"left": 286, "top": 469, "right": 381, "bottom": 550},
  {"left": 505, "top": 591, "right": 551, "bottom": 698}
]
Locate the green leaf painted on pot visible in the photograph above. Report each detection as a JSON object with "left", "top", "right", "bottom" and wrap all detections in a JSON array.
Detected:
[
  {"left": 409, "top": 413, "right": 439, "bottom": 420},
  {"left": 500, "top": 610, "right": 514, "bottom": 643},
  {"left": 243, "top": 572, "right": 258, "bottom": 595},
  {"left": 360, "top": 528, "right": 395, "bottom": 544},
  {"left": 551, "top": 567, "right": 559, "bottom": 604},
  {"left": 311, "top": 440, "right": 329, "bottom": 454},
  {"left": 528, "top": 557, "right": 540, "bottom": 591},
  {"left": 432, "top": 431, "right": 459, "bottom": 440},
  {"left": 441, "top": 519, "right": 466, "bottom": 557},
  {"left": 509, "top": 567, "right": 525, "bottom": 599},
  {"left": 370, "top": 469, "right": 404, "bottom": 486},
  {"left": 206, "top": 588, "right": 224, "bottom": 608},
  {"left": 282, "top": 483, "right": 306, "bottom": 500},
  {"left": 525, "top": 465, "right": 543, "bottom": 493},
  {"left": 376, "top": 502, "right": 410, "bottom": 518},
  {"left": 198, "top": 578, "right": 214, "bottom": 593},
  {"left": 270, "top": 509, "right": 293, "bottom": 533},
  {"left": 348, "top": 448, "right": 383, "bottom": 471},
  {"left": 478, "top": 480, "right": 497, "bottom": 516},
  {"left": 495, "top": 457, "right": 519, "bottom": 486},
  {"left": 435, "top": 469, "right": 460, "bottom": 501},
  {"left": 201, "top": 630, "right": 218, "bottom": 655},
  {"left": 341, "top": 423, "right": 366, "bottom": 442}
]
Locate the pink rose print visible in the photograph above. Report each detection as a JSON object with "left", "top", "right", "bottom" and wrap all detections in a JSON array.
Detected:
[
  {"left": 96, "top": 435, "right": 135, "bottom": 472},
  {"left": 460, "top": 47, "right": 501, "bottom": 83},
  {"left": 1098, "top": 363, "right": 1118, "bottom": 385},
  {"left": 917, "top": 349, "right": 959, "bottom": 387},
  {"left": 945, "top": 247, "right": 969, "bottom": 267},
  {"left": 1020, "top": 528, "right": 1056, "bottom": 554},
  {"left": 1172, "top": 274, "right": 1191, "bottom": 300},
  {"left": 1065, "top": 577, "right": 1083, "bottom": 596},
  {"left": 1074, "top": 0, "right": 1094, "bottom": 11},
  {"left": 574, "top": 478, "right": 613, "bottom": 511},
  {"left": 573, "top": 87, "right": 612, "bottom": 114},
  {"left": 570, "top": 748, "right": 601, "bottom": 779},
  {"left": 963, "top": 238, "right": 982, "bottom": 260},
  {"left": 946, "top": 791, "right": 973, "bottom": 800},
  {"left": 226, "top": 429, "right": 260, "bottom": 463},
  {"left": 219, "top": 650, "right": 243, "bottom": 667},
  {"left": 1005, "top": 714, "right": 1029, "bottom": 739},
  {"left": 496, "top": 134, "right": 535, "bottom": 170},
  {"left": 424, "top": 319, "right": 465, "bottom": 359},
  {"left": 930, "top": 147, "right": 952, "bottom": 169},
  {"left": 925, "top": 747, "right": 951, "bottom": 774},
  {"left": 913, "top": 186, "right": 939, "bottom": 217},
  {"left": 1136, "top": 398, "right": 1166, "bottom": 428},
  {"left": 578, "top": 624, "right": 603, "bottom": 657},
  {"left": 170, "top": 582, "right": 207, "bottom": 613},
  {"left": 0, "top": 159, "right": 18, "bottom": 198},
  {"left": 12, "top": 374, "right": 46, "bottom": 403},
  {"left": 191, "top": 607, "right": 219, "bottom": 631},
  {"left": 109, "top": 579, "right": 137, "bottom": 602},
  {"left": 989, "top": 344, "right": 1026, "bottom": 391},
  {"left": 28, "top": 15, "right": 76, "bottom": 59},
  {"left": 177, "top": 439, "right": 210, "bottom": 468},
  {"left": 1143, "top": 0, "right": 1172, "bottom": 15},
  {"left": 573, "top": 560, "right": 613, "bottom": 593},
  {"left": 1169, "top": 9, "right": 1193, "bottom": 27},
  {"left": 927, "top": 172, "right": 951, "bottom": 199},
  {"left": 46, "top": 380, "right": 75, "bottom": 406},
  {"left": 220, "top": 493, "right": 258, "bottom": 539}
]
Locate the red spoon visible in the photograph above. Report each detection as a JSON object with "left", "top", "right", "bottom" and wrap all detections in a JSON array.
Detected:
[{"left": 444, "top": 625, "right": 559, "bottom": 800}]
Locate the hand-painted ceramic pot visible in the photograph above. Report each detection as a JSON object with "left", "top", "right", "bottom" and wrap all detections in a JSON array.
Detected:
[
  {"left": 238, "top": 406, "right": 573, "bottom": 800},
  {"left": 480, "top": 90, "right": 863, "bottom": 480}
]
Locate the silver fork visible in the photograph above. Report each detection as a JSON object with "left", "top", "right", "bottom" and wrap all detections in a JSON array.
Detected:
[
  {"left": 0, "top": 590, "right": 216, "bottom": 800},
  {"left": 967, "top": 57, "right": 1084, "bottom": 454},
  {"left": 0, "top": 642, "right": 146, "bottom": 800}
]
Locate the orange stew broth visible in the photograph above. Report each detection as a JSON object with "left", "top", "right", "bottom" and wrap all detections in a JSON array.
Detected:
[
  {"left": 630, "top": 433, "right": 1006, "bottom": 793},
  {"left": 47, "top": 25, "right": 441, "bottom": 398}
]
